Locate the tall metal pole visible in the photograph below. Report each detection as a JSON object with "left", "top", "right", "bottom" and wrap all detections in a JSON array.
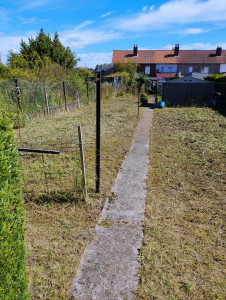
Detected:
[{"left": 95, "top": 72, "right": 101, "bottom": 193}]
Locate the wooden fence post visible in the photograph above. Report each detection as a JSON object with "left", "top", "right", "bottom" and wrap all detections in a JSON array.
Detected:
[
  {"left": 63, "top": 81, "right": 67, "bottom": 111},
  {"left": 15, "top": 79, "right": 21, "bottom": 138},
  {"left": 78, "top": 125, "right": 87, "bottom": 199},
  {"left": 43, "top": 84, "right": 50, "bottom": 114}
]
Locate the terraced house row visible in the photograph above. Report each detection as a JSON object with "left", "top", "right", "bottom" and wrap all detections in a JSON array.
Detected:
[{"left": 111, "top": 44, "right": 226, "bottom": 78}]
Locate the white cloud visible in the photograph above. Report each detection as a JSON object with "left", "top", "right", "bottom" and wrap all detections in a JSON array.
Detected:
[
  {"left": 101, "top": 11, "right": 114, "bottom": 18},
  {"left": 0, "top": 35, "right": 30, "bottom": 64},
  {"left": 59, "top": 27, "right": 122, "bottom": 49},
  {"left": 150, "top": 5, "right": 155, "bottom": 11},
  {"left": 19, "top": 16, "right": 48, "bottom": 24},
  {"left": 142, "top": 6, "right": 148, "bottom": 12},
  {"left": 163, "top": 42, "right": 226, "bottom": 50},
  {"left": 184, "top": 28, "right": 204, "bottom": 34},
  {"left": 20, "top": 0, "right": 53, "bottom": 10},
  {"left": 76, "top": 21, "right": 94, "bottom": 29},
  {"left": 115, "top": 0, "right": 226, "bottom": 32},
  {"left": 77, "top": 52, "right": 112, "bottom": 68}
]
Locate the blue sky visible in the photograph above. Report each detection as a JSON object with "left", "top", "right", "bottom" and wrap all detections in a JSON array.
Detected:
[{"left": 0, "top": 0, "right": 226, "bottom": 68}]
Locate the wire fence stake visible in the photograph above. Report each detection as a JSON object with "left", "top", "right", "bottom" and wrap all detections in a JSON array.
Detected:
[{"left": 78, "top": 125, "right": 87, "bottom": 199}]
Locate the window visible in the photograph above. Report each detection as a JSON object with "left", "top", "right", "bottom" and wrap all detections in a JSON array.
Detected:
[
  {"left": 187, "top": 67, "right": 192, "bottom": 73},
  {"left": 145, "top": 55, "right": 149, "bottom": 59},
  {"left": 168, "top": 66, "right": 172, "bottom": 73},
  {"left": 161, "top": 67, "right": 164, "bottom": 73},
  {"left": 145, "top": 65, "right": 150, "bottom": 75}
]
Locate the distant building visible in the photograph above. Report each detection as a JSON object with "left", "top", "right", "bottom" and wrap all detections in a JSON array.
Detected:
[{"left": 112, "top": 44, "right": 226, "bottom": 77}]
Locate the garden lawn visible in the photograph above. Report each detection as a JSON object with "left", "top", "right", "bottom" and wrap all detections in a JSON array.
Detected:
[
  {"left": 15, "top": 94, "right": 143, "bottom": 299},
  {"left": 138, "top": 107, "right": 225, "bottom": 300}
]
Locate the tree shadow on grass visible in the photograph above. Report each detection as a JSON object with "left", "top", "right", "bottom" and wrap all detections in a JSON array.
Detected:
[
  {"left": 140, "top": 102, "right": 155, "bottom": 109},
  {"left": 24, "top": 190, "right": 85, "bottom": 205}
]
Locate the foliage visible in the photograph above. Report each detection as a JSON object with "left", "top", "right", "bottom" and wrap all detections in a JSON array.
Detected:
[
  {"left": 140, "top": 92, "right": 148, "bottom": 104},
  {"left": 136, "top": 72, "right": 152, "bottom": 93},
  {"left": 8, "top": 29, "right": 77, "bottom": 71},
  {"left": 0, "top": 63, "right": 10, "bottom": 79},
  {"left": 71, "top": 67, "right": 93, "bottom": 79},
  {"left": 114, "top": 61, "right": 137, "bottom": 78},
  {"left": 95, "top": 63, "right": 109, "bottom": 70},
  {"left": 204, "top": 74, "right": 226, "bottom": 82},
  {"left": 0, "top": 113, "right": 29, "bottom": 299}
]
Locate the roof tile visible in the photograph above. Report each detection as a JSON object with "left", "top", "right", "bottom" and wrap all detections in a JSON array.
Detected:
[{"left": 112, "top": 50, "right": 226, "bottom": 64}]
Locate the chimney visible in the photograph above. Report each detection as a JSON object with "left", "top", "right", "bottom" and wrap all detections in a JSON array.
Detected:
[
  {"left": 216, "top": 46, "right": 222, "bottom": 56},
  {"left": 133, "top": 44, "right": 138, "bottom": 56},
  {"left": 174, "top": 44, "right": 179, "bottom": 56}
]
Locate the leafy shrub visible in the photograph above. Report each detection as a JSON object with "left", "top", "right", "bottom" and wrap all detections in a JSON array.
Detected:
[
  {"left": 140, "top": 92, "right": 148, "bottom": 104},
  {"left": 204, "top": 74, "right": 226, "bottom": 82},
  {"left": 0, "top": 113, "right": 29, "bottom": 299}
]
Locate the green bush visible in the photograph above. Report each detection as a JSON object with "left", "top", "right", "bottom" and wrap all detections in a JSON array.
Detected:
[
  {"left": 0, "top": 113, "right": 29, "bottom": 299},
  {"left": 140, "top": 92, "right": 148, "bottom": 104}
]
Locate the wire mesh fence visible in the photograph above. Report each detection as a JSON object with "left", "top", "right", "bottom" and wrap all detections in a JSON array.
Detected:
[
  {"left": 9, "top": 78, "right": 131, "bottom": 203},
  {"left": 18, "top": 140, "right": 96, "bottom": 202},
  {"left": 0, "top": 79, "right": 96, "bottom": 119}
]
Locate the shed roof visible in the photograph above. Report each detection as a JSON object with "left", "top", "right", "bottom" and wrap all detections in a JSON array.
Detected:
[{"left": 163, "top": 76, "right": 213, "bottom": 83}]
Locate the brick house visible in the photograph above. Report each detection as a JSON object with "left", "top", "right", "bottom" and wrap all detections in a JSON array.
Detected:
[{"left": 112, "top": 44, "right": 226, "bottom": 77}]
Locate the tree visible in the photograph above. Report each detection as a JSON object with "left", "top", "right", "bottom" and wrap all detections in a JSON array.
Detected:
[
  {"left": 114, "top": 61, "right": 137, "bottom": 78},
  {"left": 0, "top": 63, "right": 10, "bottom": 79},
  {"left": 7, "top": 29, "right": 77, "bottom": 71}
]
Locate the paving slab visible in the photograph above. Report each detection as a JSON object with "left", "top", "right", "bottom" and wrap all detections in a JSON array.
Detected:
[{"left": 69, "top": 107, "right": 153, "bottom": 300}]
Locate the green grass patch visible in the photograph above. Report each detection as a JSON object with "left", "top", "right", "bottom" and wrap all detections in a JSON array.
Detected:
[{"left": 138, "top": 107, "right": 225, "bottom": 300}]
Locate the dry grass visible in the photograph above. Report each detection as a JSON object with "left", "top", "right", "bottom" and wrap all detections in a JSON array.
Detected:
[
  {"left": 138, "top": 107, "right": 226, "bottom": 300},
  {"left": 14, "top": 94, "right": 143, "bottom": 299}
]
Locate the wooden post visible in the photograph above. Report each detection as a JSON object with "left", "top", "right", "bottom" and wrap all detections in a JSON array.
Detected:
[
  {"left": 95, "top": 71, "right": 101, "bottom": 193},
  {"left": 15, "top": 79, "right": 21, "bottom": 138},
  {"left": 76, "top": 90, "right": 80, "bottom": 108},
  {"left": 63, "top": 81, "right": 67, "bottom": 111},
  {"left": 78, "top": 125, "right": 87, "bottom": 199},
  {"left": 43, "top": 84, "right": 50, "bottom": 114}
]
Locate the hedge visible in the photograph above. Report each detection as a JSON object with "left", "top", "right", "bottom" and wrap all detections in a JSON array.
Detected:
[{"left": 0, "top": 112, "right": 29, "bottom": 299}]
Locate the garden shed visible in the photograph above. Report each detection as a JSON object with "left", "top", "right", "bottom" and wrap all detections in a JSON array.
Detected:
[{"left": 162, "top": 77, "right": 214, "bottom": 106}]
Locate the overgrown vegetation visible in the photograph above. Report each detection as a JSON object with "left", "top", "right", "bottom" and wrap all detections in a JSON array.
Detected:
[
  {"left": 138, "top": 107, "right": 225, "bottom": 300},
  {"left": 0, "top": 113, "right": 28, "bottom": 299},
  {"left": 14, "top": 94, "right": 144, "bottom": 299},
  {"left": 205, "top": 74, "right": 226, "bottom": 82},
  {"left": 0, "top": 29, "right": 94, "bottom": 120}
]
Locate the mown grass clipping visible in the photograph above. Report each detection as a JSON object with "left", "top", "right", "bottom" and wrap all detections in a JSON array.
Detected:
[
  {"left": 0, "top": 112, "right": 29, "bottom": 299},
  {"left": 138, "top": 107, "right": 225, "bottom": 300}
]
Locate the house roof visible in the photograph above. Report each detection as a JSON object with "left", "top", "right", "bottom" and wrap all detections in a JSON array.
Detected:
[
  {"left": 112, "top": 49, "right": 226, "bottom": 64},
  {"left": 156, "top": 73, "right": 177, "bottom": 78}
]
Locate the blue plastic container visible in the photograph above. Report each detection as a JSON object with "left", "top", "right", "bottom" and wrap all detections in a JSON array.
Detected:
[{"left": 157, "top": 101, "right": 165, "bottom": 108}]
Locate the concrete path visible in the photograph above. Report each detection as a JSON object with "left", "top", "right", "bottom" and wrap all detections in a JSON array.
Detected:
[{"left": 69, "top": 107, "right": 153, "bottom": 300}]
